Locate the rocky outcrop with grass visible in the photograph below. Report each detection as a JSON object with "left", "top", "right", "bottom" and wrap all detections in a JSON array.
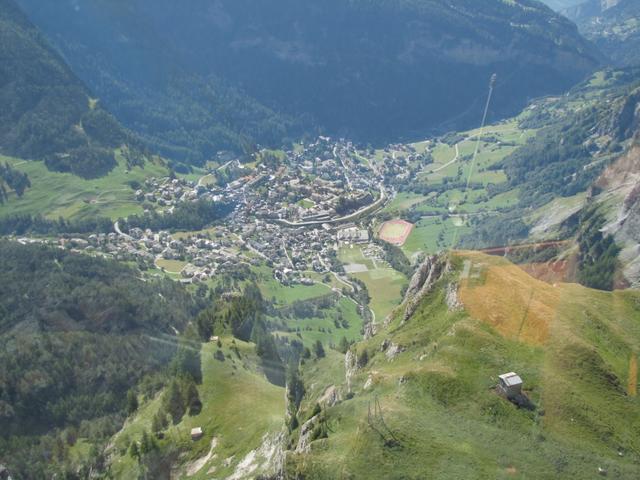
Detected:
[{"left": 402, "top": 254, "right": 450, "bottom": 323}]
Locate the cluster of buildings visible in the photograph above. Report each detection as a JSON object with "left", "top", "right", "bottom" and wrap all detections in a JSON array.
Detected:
[
  {"left": 136, "top": 177, "right": 199, "bottom": 209},
  {"left": 57, "top": 226, "right": 254, "bottom": 284},
  {"left": 18, "top": 136, "right": 402, "bottom": 288}
]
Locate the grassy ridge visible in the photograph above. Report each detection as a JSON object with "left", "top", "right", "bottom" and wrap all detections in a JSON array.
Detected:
[
  {"left": 110, "top": 338, "right": 285, "bottom": 479},
  {"left": 287, "top": 253, "right": 640, "bottom": 479}
]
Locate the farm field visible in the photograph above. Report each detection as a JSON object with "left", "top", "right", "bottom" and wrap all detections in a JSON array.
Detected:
[
  {"left": 254, "top": 265, "right": 334, "bottom": 305},
  {"left": 379, "top": 120, "right": 534, "bottom": 256},
  {"left": 384, "top": 191, "right": 427, "bottom": 212},
  {"left": 339, "top": 245, "right": 407, "bottom": 321},
  {"left": 0, "top": 152, "right": 170, "bottom": 220},
  {"left": 402, "top": 216, "right": 472, "bottom": 256}
]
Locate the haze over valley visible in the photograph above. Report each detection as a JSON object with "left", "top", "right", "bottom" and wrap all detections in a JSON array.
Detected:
[{"left": 1, "top": 1, "right": 640, "bottom": 479}]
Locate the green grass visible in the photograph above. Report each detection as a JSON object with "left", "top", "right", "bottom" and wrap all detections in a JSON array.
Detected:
[
  {"left": 255, "top": 265, "right": 333, "bottom": 304},
  {"left": 0, "top": 151, "right": 169, "bottom": 220},
  {"left": 402, "top": 217, "right": 472, "bottom": 255},
  {"left": 155, "top": 259, "right": 188, "bottom": 273},
  {"left": 171, "top": 227, "right": 219, "bottom": 241},
  {"left": 110, "top": 338, "right": 285, "bottom": 479},
  {"left": 287, "top": 253, "right": 640, "bottom": 479},
  {"left": 298, "top": 198, "right": 315, "bottom": 209},
  {"left": 384, "top": 192, "right": 427, "bottom": 212},
  {"left": 339, "top": 246, "right": 407, "bottom": 321},
  {"left": 388, "top": 120, "right": 533, "bottom": 257},
  {"left": 274, "top": 296, "right": 364, "bottom": 348}
]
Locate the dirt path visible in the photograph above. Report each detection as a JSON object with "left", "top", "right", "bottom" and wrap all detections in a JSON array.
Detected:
[{"left": 431, "top": 143, "right": 460, "bottom": 173}]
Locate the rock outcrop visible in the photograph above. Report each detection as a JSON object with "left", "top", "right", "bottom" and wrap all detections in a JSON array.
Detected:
[
  {"left": 318, "top": 385, "right": 341, "bottom": 408},
  {"left": 402, "top": 255, "right": 450, "bottom": 323},
  {"left": 445, "top": 282, "right": 463, "bottom": 312},
  {"left": 296, "top": 416, "right": 320, "bottom": 453},
  {"left": 385, "top": 343, "right": 406, "bottom": 361}
]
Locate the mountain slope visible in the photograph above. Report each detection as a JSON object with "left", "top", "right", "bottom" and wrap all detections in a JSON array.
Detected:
[
  {"left": 285, "top": 252, "right": 640, "bottom": 479},
  {"left": 0, "top": 0, "right": 143, "bottom": 178},
  {"left": 565, "top": 0, "right": 640, "bottom": 66},
  {"left": 16, "top": 0, "right": 603, "bottom": 162},
  {"left": 0, "top": 241, "right": 198, "bottom": 479}
]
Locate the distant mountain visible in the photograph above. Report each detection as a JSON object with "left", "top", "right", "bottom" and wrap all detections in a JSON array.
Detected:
[
  {"left": 565, "top": 0, "right": 640, "bottom": 66},
  {"left": 15, "top": 0, "right": 603, "bottom": 163},
  {"left": 0, "top": 0, "right": 143, "bottom": 178}
]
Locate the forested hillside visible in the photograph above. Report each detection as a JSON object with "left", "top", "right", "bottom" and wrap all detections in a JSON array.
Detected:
[
  {"left": 0, "top": 241, "right": 199, "bottom": 478},
  {"left": 16, "top": 0, "right": 602, "bottom": 163},
  {"left": 0, "top": 0, "right": 144, "bottom": 178}
]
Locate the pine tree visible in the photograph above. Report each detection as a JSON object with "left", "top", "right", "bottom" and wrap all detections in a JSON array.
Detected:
[
  {"left": 313, "top": 340, "right": 325, "bottom": 359},
  {"left": 129, "top": 442, "right": 140, "bottom": 463},
  {"left": 140, "top": 430, "right": 151, "bottom": 455},
  {"left": 338, "top": 336, "right": 350, "bottom": 354},
  {"left": 126, "top": 389, "right": 138, "bottom": 415},
  {"left": 151, "top": 411, "right": 165, "bottom": 436},
  {"left": 184, "top": 379, "right": 202, "bottom": 416},
  {"left": 140, "top": 430, "right": 156, "bottom": 455},
  {"left": 163, "top": 380, "right": 186, "bottom": 424}
]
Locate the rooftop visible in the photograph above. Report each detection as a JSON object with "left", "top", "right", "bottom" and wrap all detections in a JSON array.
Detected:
[{"left": 498, "top": 372, "right": 523, "bottom": 387}]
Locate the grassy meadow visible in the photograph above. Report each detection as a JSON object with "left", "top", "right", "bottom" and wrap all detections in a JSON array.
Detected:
[{"left": 0, "top": 151, "right": 169, "bottom": 220}]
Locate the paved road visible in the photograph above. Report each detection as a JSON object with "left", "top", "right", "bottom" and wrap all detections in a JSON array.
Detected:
[{"left": 113, "top": 220, "right": 133, "bottom": 240}]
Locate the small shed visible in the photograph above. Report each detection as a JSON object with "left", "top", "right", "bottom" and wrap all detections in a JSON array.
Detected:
[
  {"left": 191, "top": 427, "right": 203, "bottom": 441},
  {"left": 498, "top": 372, "right": 523, "bottom": 399}
]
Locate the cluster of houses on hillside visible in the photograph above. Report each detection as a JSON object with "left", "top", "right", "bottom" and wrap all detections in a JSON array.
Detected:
[
  {"left": 55, "top": 226, "right": 255, "bottom": 283},
  {"left": 17, "top": 136, "right": 396, "bottom": 287}
]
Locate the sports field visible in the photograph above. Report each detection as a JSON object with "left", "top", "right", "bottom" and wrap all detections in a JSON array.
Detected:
[{"left": 379, "top": 219, "right": 414, "bottom": 246}]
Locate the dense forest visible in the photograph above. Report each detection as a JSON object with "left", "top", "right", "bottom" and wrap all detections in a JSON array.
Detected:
[
  {"left": 0, "top": 241, "right": 200, "bottom": 477},
  {"left": 15, "top": 0, "right": 601, "bottom": 163},
  {"left": 0, "top": 0, "right": 145, "bottom": 178},
  {"left": 0, "top": 214, "right": 114, "bottom": 236},
  {"left": 0, "top": 240, "right": 300, "bottom": 478}
]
